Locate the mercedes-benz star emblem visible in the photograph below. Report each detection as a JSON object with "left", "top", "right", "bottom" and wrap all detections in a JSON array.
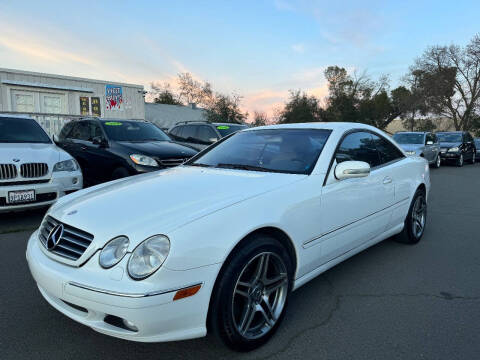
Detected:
[{"left": 47, "top": 224, "right": 64, "bottom": 250}]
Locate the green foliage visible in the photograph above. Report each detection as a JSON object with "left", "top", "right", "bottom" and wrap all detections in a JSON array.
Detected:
[{"left": 278, "top": 90, "right": 323, "bottom": 124}]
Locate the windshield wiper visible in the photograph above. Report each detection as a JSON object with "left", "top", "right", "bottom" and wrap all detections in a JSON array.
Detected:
[
  {"left": 216, "top": 163, "right": 283, "bottom": 173},
  {"left": 189, "top": 163, "right": 214, "bottom": 168}
]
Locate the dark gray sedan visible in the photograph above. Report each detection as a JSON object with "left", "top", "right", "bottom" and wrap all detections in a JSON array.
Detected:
[{"left": 393, "top": 131, "right": 441, "bottom": 168}]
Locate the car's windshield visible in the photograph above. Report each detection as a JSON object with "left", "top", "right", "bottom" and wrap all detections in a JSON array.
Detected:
[
  {"left": 101, "top": 121, "right": 171, "bottom": 142},
  {"left": 436, "top": 133, "right": 462, "bottom": 143},
  {"left": 393, "top": 133, "right": 425, "bottom": 145},
  {"left": 0, "top": 117, "right": 51, "bottom": 144},
  {"left": 215, "top": 124, "right": 248, "bottom": 137},
  {"left": 187, "top": 128, "right": 331, "bottom": 175}
]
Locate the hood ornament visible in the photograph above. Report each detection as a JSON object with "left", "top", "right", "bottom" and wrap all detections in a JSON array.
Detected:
[{"left": 67, "top": 210, "right": 78, "bottom": 216}]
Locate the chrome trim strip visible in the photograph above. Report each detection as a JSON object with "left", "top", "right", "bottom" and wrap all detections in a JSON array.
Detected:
[
  {"left": 67, "top": 281, "right": 203, "bottom": 298},
  {"left": 303, "top": 197, "right": 410, "bottom": 247}
]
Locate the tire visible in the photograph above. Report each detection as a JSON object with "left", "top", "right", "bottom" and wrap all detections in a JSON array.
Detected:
[
  {"left": 210, "top": 235, "right": 293, "bottom": 351},
  {"left": 457, "top": 154, "right": 464, "bottom": 167},
  {"left": 433, "top": 155, "right": 441, "bottom": 169},
  {"left": 469, "top": 151, "right": 476, "bottom": 164},
  {"left": 395, "top": 189, "right": 427, "bottom": 244},
  {"left": 111, "top": 167, "right": 130, "bottom": 180}
]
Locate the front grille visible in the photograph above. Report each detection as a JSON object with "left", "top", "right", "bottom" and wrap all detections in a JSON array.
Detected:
[
  {"left": 0, "top": 179, "right": 50, "bottom": 187},
  {"left": 39, "top": 216, "right": 94, "bottom": 261},
  {"left": 0, "top": 164, "right": 17, "bottom": 180},
  {"left": 20, "top": 163, "right": 48, "bottom": 178},
  {"left": 158, "top": 158, "right": 187, "bottom": 167},
  {"left": 0, "top": 192, "right": 57, "bottom": 207}
]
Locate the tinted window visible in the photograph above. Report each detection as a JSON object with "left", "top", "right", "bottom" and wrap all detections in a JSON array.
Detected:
[
  {"left": 437, "top": 133, "right": 462, "bottom": 143},
  {"left": 101, "top": 121, "right": 170, "bottom": 142},
  {"left": 465, "top": 132, "right": 473, "bottom": 142},
  {"left": 0, "top": 117, "right": 51, "bottom": 144},
  {"left": 336, "top": 132, "right": 381, "bottom": 167},
  {"left": 59, "top": 121, "right": 74, "bottom": 141},
  {"left": 215, "top": 124, "right": 248, "bottom": 137},
  {"left": 197, "top": 125, "right": 218, "bottom": 143},
  {"left": 425, "top": 133, "right": 434, "bottom": 144},
  {"left": 393, "top": 133, "right": 424, "bottom": 144},
  {"left": 182, "top": 125, "right": 197, "bottom": 141},
  {"left": 68, "top": 122, "right": 91, "bottom": 141},
  {"left": 372, "top": 134, "right": 404, "bottom": 164},
  {"left": 189, "top": 129, "right": 331, "bottom": 175}
]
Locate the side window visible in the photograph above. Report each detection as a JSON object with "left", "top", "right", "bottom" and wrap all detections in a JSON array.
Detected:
[
  {"left": 371, "top": 134, "right": 404, "bottom": 165},
  {"left": 335, "top": 132, "right": 381, "bottom": 167},
  {"left": 425, "top": 133, "right": 433, "bottom": 144},
  {"left": 197, "top": 125, "right": 218, "bottom": 144},
  {"left": 182, "top": 125, "right": 198, "bottom": 141},
  {"left": 90, "top": 122, "right": 104, "bottom": 139},
  {"left": 59, "top": 122, "right": 74, "bottom": 141},
  {"left": 432, "top": 134, "right": 438, "bottom": 143},
  {"left": 68, "top": 122, "right": 90, "bottom": 141}
]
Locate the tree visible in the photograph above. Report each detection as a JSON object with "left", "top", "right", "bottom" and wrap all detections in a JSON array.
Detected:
[
  {"left": 252, "top": 111, "right": 268, "bottom": 127},
  {"left": 278, "top": 90, "right": 323, "bottom": 124},
  {"left": 150, "top": 82, "right": 182, "bottom": 105},
  {"left": 177, "top": 72, "right": 213, "bottom": 107},
  {"left": 409, "top": 34, "right": 480, "bottom": 130},
  {"left": 205, "top": 93, "right": 247, "bottom": 124}
]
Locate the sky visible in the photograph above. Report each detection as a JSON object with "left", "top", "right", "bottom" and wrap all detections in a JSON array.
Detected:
[{"left": 1, "top": 0, "right": 479, "bottom": 120}]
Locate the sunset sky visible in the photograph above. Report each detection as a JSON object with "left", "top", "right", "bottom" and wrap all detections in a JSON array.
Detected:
[{"left": 1, "top": 0, "right": 479, "bottom": 119}]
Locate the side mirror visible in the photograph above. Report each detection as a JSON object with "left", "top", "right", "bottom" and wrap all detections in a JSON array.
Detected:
[
  {"left": 92, "top": 136, "right": 108, "bottom": 147},
  {"left": 426, "top": 140, "right": 434, "bottom": 145},
  {"left": 335, "top": 161, "right": 370, "bottom": 180},
  {"left": 52, "top": 134, "right": 59, "bottom": 144}
]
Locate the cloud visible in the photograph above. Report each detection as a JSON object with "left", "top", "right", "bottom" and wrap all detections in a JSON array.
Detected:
[{"left": 291, "top": 43, "right": 305, "bottom": 53}]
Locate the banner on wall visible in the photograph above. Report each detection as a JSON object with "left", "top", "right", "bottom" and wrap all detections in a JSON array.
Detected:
[
  {"left": 91, "top": 97, "right": 101, "bottom": 116},
  {"left": 105, "top": 85, "right": 123, "bottom": 111},
  {"left": 80, "top": 97, "right": 89, "bottom": 115}
]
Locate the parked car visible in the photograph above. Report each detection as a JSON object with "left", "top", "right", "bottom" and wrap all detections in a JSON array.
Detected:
[
  {"left": 27, "top": 123, "right": 430, "bottom": 351},
  {"left": 0, "top": 114, "right": 82, "bottom": 212},
  {"left": 436, "top": 131, "right": 476, "bottom": 166},
  {"left": 56, "top": 118, "right": 198, "bottom": 186},
  {"left": 475, "top": 138, "right": 480, "bottom": 161},
  {"left": 168, "top": 121, "right": 248, "bottom": 151},
  {"left": 393, "top": 131, "right": 441, "bottom": 168}
]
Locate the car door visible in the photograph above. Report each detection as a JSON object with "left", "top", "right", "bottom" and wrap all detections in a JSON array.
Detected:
[
  {"left": 424, "top": 133, "right": 435, "bottom": 162},
  {"left": 64, "top": 121, "right": 92, "bottom": 179},
  {"left": 318, "top": 131, "right": 395, "bottom": 263},
  {"left": 465, "top": 132, "right": 475, "bottom": 160}
]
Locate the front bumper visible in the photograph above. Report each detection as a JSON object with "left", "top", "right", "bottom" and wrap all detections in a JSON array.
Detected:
[
  {"left": 0, "top": 170, "right": 82, "bottom": 212},
  {"left": 439, "top": 151, "right": 461, "bottom": 160},
  {"left": 26, "top": 231, "right": 220, "bottom": 342}
]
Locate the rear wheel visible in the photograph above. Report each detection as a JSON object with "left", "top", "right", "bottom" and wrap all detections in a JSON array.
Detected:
[
  {"left": 210, "top": 235, "right": 292, "bottom": 351},
  {"left": 469, "top": 151, "right": 476, "bottom": 164},
  {"left": 395, "top": 189, "right": 427, "bottom": 244}
]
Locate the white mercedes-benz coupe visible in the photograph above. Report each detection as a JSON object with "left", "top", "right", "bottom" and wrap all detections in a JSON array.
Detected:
[
  {"left": 26, "top": 122, "right": 430, "bottom": 351},
  {"left": 1, "top": 115, "right": 83, "bottom": 212}
]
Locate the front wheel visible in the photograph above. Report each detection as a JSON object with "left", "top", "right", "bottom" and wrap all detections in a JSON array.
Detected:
[
  {"left": 395, "top": 189, "right": 427, "bottom": 244},
  {"left": 433, "top": 155, "right": 441, "bottom": 169},
  {"left": 210, "top": 235, "right": 292, "bottom": 351},
  {"left": 457, "top": 154, "right": 464, "bottom": 167},
  {"left": 469, "top": 151, "right": 476, "bottom": 164}
]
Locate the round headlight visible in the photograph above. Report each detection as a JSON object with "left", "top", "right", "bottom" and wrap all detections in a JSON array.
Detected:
[
  {"left": 99, "top": 236, "right": 130, "bottom": 269},
  {"left": 127, "top": 235, "right": 170, "bottom": 280}
]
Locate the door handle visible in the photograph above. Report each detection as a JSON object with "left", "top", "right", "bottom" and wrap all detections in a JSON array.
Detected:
[
  {"left": 383, "top": 176, "right": 393, "bottom": 184},
  {"left": 80, "top": 146, "right": 87, "bottom": 151}
]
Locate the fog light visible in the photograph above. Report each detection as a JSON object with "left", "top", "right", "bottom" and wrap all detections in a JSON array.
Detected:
[
  {"left": 72, "top": 178, "right": 78, "bottom": 184},
  {"left": 122, "top": 319, "right": 138, "bottom": 332}
]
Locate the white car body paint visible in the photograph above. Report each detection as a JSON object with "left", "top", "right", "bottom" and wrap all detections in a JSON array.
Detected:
[
  {"left": 0, "top": 142, "right": 83, "bottom": 212},
  {"left": 26, "top": 122, "right": 430, "bottom": 342}
]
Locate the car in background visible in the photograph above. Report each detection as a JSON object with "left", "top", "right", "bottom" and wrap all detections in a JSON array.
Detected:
[
  {"left": 436, "top": 131, "right": 476, "bottom": 167},
  {"left": 27, "top": 122, "right": 430, "bottom": 350},
  {"left": 475, "top": 138, "right": 480, "bottom": 161},
  {"left": 168, "top": 121, "right": 248, "bottom": 151},
  {"left": 393, "top": 131, "right": 441, "bottom": 168},
  {"left": 0, "top": 115, "right": 82, "bottom": 212},
  {"left": 56, "top": 118, "right": 198, "bottom": 186}
]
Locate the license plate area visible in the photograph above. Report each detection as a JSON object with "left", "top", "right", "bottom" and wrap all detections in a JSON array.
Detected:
[{"left": 8, "top": 190, "right": 36, "bottom": 204}]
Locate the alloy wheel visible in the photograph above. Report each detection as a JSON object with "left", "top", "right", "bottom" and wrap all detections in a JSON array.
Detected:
[
  {"left": 232, "top": 252, "right": 288, "bottom": 340},
  {"left": 411, "top": 195, "right": 426, "bottom": 239},
  {"left": 436, "top": 156, "right": 441, "bottom": 168}
]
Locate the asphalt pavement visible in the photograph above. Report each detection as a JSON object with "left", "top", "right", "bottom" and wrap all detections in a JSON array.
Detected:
[{"left": 1, "top": 164, "right": 479, "bottom": 360}]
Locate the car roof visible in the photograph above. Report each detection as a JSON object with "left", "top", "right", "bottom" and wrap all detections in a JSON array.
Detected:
[
  {"left": 394, "top": 131, "right": 427, "bottom": 134},
  {"left": 244, "top": 122, "right": 382, "bottom": 132},
  {"left": 436, "top": 131, "right": 464, "bottom": 133},
  {"left": 0, "top": 113, "right": 35, "bottom": 120}
]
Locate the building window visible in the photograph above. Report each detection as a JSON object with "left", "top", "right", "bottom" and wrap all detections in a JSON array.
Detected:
[
  {"left": 42, "top": 95, "right": 63, "bottom": 114},
  {"left": 91, "top": 97, "right": 101, "bottom": 116},
  {"left": 80, "top": 97, "right": 90, "bottom": 115},
  {"left": 13, "top": 93, "right": 35, "bottom": 112}
]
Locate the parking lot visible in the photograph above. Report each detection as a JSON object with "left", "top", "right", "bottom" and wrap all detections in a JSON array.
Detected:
[{"left": 1, "top": 164, "right": 479, "bottom": 360}]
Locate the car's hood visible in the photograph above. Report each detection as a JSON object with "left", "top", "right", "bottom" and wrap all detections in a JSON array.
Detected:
[
  {"left": 398, "top": 144, "right": 425, "bottom": 152},
  {"left": 0, "top": 143, "right": 70, "bottom": 164},
  {"left": 49, "top": 166, "right": 306, "bottom": 248},
  {"left": 116, "top": 141, "right": 197, "bottom": 158},
  {"left": 439, "top": 142, "right": 461, "bottom": 149}
]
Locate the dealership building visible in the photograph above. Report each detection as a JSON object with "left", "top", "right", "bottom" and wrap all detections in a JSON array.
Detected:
[{"left": 0, "top": 68, "right": 145, "bottom": 135}]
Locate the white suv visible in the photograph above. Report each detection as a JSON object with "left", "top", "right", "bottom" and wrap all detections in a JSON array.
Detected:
[{"left": 0, "top": 115, "right": 83, "bottom": 212}]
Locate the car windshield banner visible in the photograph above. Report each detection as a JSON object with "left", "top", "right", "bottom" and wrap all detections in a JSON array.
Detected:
[{"left": 105, "top": 85, "right": 123, "bottom": 111}]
